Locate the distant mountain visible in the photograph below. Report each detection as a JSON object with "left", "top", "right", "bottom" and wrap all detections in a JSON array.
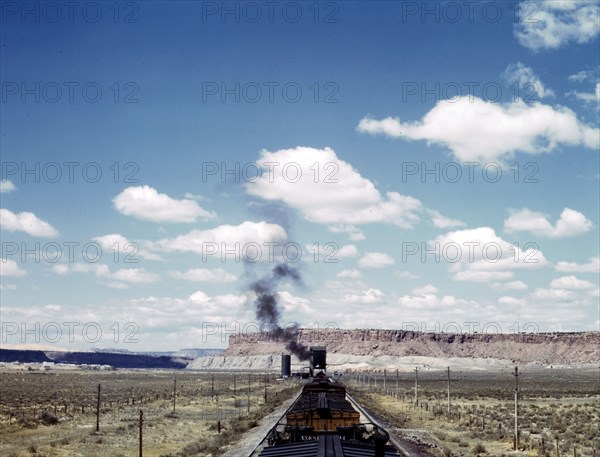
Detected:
[
  {"left": 0, "top": 349, "right": 191, "bottom": 369},
  {"left": 0, "top": 349, "right": 53, "bottom": 363},
  {"left": 46, "top": 351, "right": 190, "bottom": 369},
  {"left": 91, "top": 347, "right": 135, "bottom": 354},
  {"left": 89, "top": 347, "right": 224, "bottom": 358},
  {"left": 173, "top": 348, "right": 224, "bottom": 358},
  {"left": 223, "top": 329, "right": 600, "bottom": 366}
]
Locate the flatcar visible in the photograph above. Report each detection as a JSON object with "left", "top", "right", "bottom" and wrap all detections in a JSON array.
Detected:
[
  {"left": 256, "top": 349, "right": 401, "bottom": 457},
  {"left": 285, "top": 372, "right": 360, "bottom": 431}
]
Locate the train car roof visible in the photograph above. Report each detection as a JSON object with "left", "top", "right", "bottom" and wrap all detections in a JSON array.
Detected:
[
  {"left": 258, "top": 434, "right": 399, "bottom": 457},
  {"left": 303, "top": 373, "right": 345, "bottom": 391},
  {"left": 288, "top": 391, "right": 356, "bottom": 415}
]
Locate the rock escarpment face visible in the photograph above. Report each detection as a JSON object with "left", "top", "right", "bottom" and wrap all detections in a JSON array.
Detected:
[{"left": 223, "top": 330, "right": 600, "bottom": 365}]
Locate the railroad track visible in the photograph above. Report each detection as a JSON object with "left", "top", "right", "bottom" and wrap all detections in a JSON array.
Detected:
[
  {"left": 245, "top": 380, "right": 435, "bottom": 457},
  {"left": 246, "top": 388, "right": 303, "bottom": 457},
  {"left": 346, "top": 391, "right": 436, "bottom": 457}
]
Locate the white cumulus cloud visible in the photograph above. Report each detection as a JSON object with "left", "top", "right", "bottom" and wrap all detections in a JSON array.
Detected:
[
  {"left": 504, "top": 62, "right": 554, "bottom": 98},
  {"left": 412, "top": 284, "right": 439, "bottom": 295},
  {"left": 327, "top": 224, "right": 366, "bottom": 241},
  {"left": 113, "top": 185, "right": 216, "bottom": 223},
  {"left": 93, "top": 233, "right": 162, "bottom": 261},
  {"left": 550, "top": 275, "right": 596, "bottom": 290},
  {"left": 491, "top": 281, "right": 528, "bottom": 291},
  {"left": 151, "top": 221, "right": 287, "bottom": 259},
  {"left": 1, "top": 258, "right": 26, "bottom": 277},
  {"left": 51, "top": 262, "right": 158, "bottom": 288},
  {"left": 343, "top": 288, "right": 385, "bottom": 304},
  {"left": 0, "top": 180, "right": 16, "bottom": 193},
  {"left": 568, "top": 83, "right": 600, "bottom": 106},
  {"left": 277, "top": 291, "right": 314, "bottom": 318},
  {"left": 0, "top": 209, "right": 59, "bottom": 237},
  {"left": 336, "top": 269, "right": 363, "bottom": 279},
  {"left": 169, "top": 268, "right": 238, "bottom": 283},
  {"left": 568, "top": 69, "right": 597, "bottom": 83},
  {"left": 453, "top": 270, "right": 515, "bottom": 283},
  {"left": 431, "top": 227, "right": 548, "bottom": 283},
  {"left": 397, "top": 291, "right": 475, "bottom": 311},
  {"left": 245, "top": 146, "right": 423, "bottom": 229},
  {"left": 513, "top": 1, "right": 600, "bottom": 51},
  {"left": 112, "top": 268, "right": 160, "bottom": 284},
  {"left": 504, "top": 208, "right": 593, "bottom": 238},
  {"left": 531, "top": 287, "right": 576, "bottom": 301},
  {"left": 555, "top": 256, "right": 599, "bottom": 273},
  {"left": 427, "top": 209, "right": 466, "bottom": 228},
  {"left": 498, "top": 296, "right": 527, "bottom": 307},
  {"left": 306, "top": 243, "right": 359, "bottom": 261},
  {"left": 51, "top": 263, "right": 110, "bottom": 277},
  {"left": 357, "top": 97, "right": 599, "bottom": 163},
  {"left": 338, "top": 244, "right": 360, "bottom": 258},
  {"left": 358, "top": 252, "right": 395, "bottom": 268}
]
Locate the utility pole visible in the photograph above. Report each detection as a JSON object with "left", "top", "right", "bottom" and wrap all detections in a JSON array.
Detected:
[
  {"left": 95, "top": 384, "right": 101, "bottom": 432},
  {"left": 514, "top": 366, "right": 519, "bottom": 451},
  {"left": 264, "top": 376, "right": 267, "bottom": 402},
  {"left": 173, "top": 377, "right": 177, "bottom": 412},
  {"left": 383, "top": 369, "right": 386, "bottom": 392},
  {"left": 395, "top": 369, "right": 399, "bottom": 399},
  {"left": 541, "top": 437, "right": 545, "bottom": 455},
  {"left": 211, "top": 375, "right": 215, "bottom": 401},
  {"left": 139, "top": 410, "right": 143, "bottom": 457},
  {"left": 216, "top": 394, "right": 220, "bottom": 433},
  {"left": 447, "top": 367, "right": 451, "bottom": 417},
  {"left": 247, "top": 373, "right": 251, "bottom": 414},
  {"left": 233, "top": 374, "right": 237, "bottom": 415},
  {"left": 414, "top": 367, "right": 418, "bottom": 405}
]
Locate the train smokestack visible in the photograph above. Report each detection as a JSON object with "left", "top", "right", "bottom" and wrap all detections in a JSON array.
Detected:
[
  {"left": 310, "top": 346, "right": 326, "bottom": 374},
  {"left": 281, "top": 354, "right": 291, "bottom": 378}
]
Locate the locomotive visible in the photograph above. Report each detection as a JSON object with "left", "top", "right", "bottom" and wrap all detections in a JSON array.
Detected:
[{"left": 256, "top": 347, "right": 401, "bottom": 457}]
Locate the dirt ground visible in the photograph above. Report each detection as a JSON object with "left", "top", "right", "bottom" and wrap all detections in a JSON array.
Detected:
[
  {"left": 0, "top": 367, "right": 300, "bottom": 457},
  {"left": 346, "top": 367, "right": 599, "bottom": 457},
  {"left": 2, "top": 366, "right": 598, "bottom": 457}
]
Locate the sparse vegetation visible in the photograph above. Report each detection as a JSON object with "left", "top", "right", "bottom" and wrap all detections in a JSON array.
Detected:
[
  {"left": 472, "top": 442, "right": 486, "bottom": 454},
  {"left": 0, "top": 368, "right": 299, "bottom": 456},
  {"left": 348, "top": 367, "right": 599, "bottom": 457},
  {"left": 39, "top": 410, "right": 58, "bottom": 425}
]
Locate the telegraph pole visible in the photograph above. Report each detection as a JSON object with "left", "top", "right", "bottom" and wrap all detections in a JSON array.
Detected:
[
  {"left": 139, "top": 410, "right": 143, "bottom": 457},
  {"left": 95, "top": 384, "right": 101, "bottom": 432},
  {"left": 383, "top": 369, "right": 386, "bottom": 392},
  {"left": 514, "top": 366, "right": 519, "bottom": 451},
  {"left": 446, "top": 367, "right": 451, "bottom": 417},
  {"left": 247, "top": 373, "right": 251, "bottom": 414},
  {"left": 172, "top": 377, "right": 177, "bottom": 412},
  {"left": 414, "top": 367, "right": 418, "bottom": 405},
  {"left": 395, "top": 369, "right": 399, "bottom": 398},
  {"left": 264, "top": 376, "right": 267, "bottom": 402}
]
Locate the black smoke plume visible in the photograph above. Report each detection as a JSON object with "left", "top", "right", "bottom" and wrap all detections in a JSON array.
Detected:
[{"left": 250, "top": 263, "right": 310, "bottom": 361}]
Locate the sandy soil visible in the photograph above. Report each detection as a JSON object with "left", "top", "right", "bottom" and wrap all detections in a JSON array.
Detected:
[{"left": 0, "top": 368, "right": 298, "bottom": 457}]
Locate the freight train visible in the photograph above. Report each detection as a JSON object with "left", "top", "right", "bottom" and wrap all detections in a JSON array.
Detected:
[{"left": 255, "top": 347, "right": 401, "bottom": 457}]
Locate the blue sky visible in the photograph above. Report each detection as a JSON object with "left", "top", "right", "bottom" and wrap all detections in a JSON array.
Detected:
[{"left": 1, "top": 0, "right": 599, "bottom": 351}]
